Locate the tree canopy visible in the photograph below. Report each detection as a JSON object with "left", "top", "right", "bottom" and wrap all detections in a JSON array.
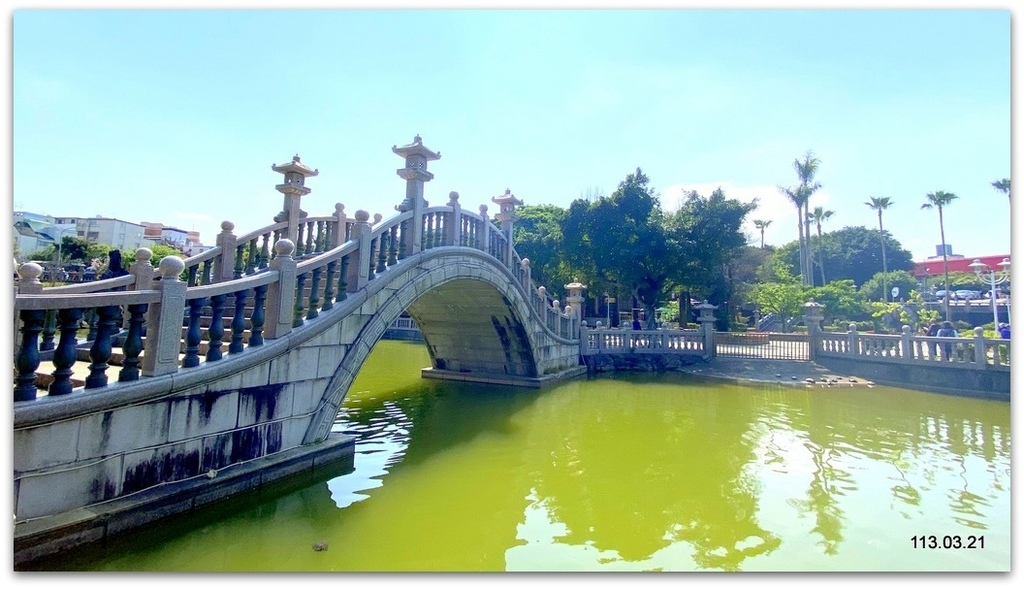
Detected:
[{"left": 770, "top": 225, "right": 913, "bottom": 287}]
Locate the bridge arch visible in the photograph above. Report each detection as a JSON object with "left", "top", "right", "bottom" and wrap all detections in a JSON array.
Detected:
[{"left": 303, "top": 247, "right": 581, "bottom": 443}]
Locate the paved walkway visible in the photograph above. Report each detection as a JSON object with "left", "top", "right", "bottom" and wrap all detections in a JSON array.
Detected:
[{"left": 677, "top": 357, "right": 876, "bottom": 387}]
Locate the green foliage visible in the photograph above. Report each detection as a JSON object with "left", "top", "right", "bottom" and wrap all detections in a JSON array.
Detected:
[
  {"left": 859, "top": 270, "right": 920, "bottom": 302},
  {"left": 512, "top": 204, "right": 574, "bottom": 292},
  {"left": 768, "top": 225, "right": 913, "bottom": 287},
  {"left": 561, "top": 169, "right": 754, "bottom": 328},
  {"left": 748, "top": 277, "right": 808, "bottom": 332},
  {"left": 806, "top": 280, "right": 868, "bottom": 323}
]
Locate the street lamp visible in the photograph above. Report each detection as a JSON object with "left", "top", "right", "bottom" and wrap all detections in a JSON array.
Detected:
[
  {"left": 53, "top": 226, "right": 77, "bottom": 267},
  {"left": 969, "top": 258, "right": 1010, "bottom": 328}
]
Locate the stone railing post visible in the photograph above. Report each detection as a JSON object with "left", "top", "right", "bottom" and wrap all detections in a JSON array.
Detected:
[
  {"left": 129, "top": 248, "right": 155, "bottom": 291},
  {"left": 802, "top": 298, "right": 824, "bottom": 361},
  {"left": 346, "top": 211, "right": 372, "bottom": 292},
  {"left": 141, "top": 256, "right": 187, "bottom": 377},
  {"left": 478, "top": 205, "right": 490, "bottom": 253},
  {"left": 214, "top": 221, "right": 237, "bottom": 282},
  {"left": 263, "top": 240, "right": 296, "bottom": 340},
  {"left": 332, "top": 203, "right": 347, "bottom": 248},
  {"left": 579, "top": 321, "right": 589, "bottom": 355},
  {"left": 520, "top": 258, "right": 532, "bottom": 292},
  {"left": 973, "top": 326, "right": 986, "bottom": 366},
  {"left": 695, "top": 301, "right": 717, "bottom": 359},
  {"left": 447, "top": 191, "right": 462, "bottom": 246},
  {"left": 847, "top": 323, "right": 858, "bottom": 356},
  {"left": 901, "top": 325, "right": 915, "bottom": 360}
]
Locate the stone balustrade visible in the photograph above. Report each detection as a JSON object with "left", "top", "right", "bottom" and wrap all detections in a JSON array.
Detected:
[{"left": 12, "top": 138, "right": 578, "bottom": 403}]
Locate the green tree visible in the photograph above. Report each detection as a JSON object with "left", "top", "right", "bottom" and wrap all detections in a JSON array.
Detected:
[
  {"left": 561, "top": 170, "right": 754, "bottom": 328},
  {"left": 865, "top": 196, "right": 894, "bottom": 302},
  {"left": 767, "top": 225, "right": 913, "bottom": 288},
  {"left": 753, "top": 219, "right": 771, "bottom": 249},
  {"left": 806, "top": 279, "right": 868, "bottom": 326},
  {"left": 921, "top": 190, "right": 958, "bottom": 321},
  {"left": 512, "top": 204, "right": 573, "bottom": 292},
  {"left": 991, "top": 178, "right": 1010, "bottom": 201},
  {"left": 859, "top": 270, "right": 919, "bottom": 303},
  {"left": 808, "top": 206, "right": 833, "bottom": 286},
  {"left": 748, "top": 265, "right": 807, "bottom": 332}
]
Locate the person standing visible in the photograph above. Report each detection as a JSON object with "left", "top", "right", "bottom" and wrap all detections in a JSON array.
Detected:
[
  {"left": 936, "top": 321, "right": 958, "bottom": 361},
  {"left": 925, "top": 321, "right": 941, "bottom": 359}
]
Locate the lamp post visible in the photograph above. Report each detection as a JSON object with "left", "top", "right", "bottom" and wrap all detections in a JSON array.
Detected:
[
  {"left": 53, "top": 226, "right": 76, "bottom": 266},
  {"left": 969, "top": 258, "right": 1010, "bottom": 328}
]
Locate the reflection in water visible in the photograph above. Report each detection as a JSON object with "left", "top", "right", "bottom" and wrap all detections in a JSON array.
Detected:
[{"left": 56, "top": 341, "right": 1010, "bottom": 572}]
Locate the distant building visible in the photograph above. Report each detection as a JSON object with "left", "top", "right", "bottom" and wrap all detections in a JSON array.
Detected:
[
  {"left": 75, "top": 217, "right": 147, "bottom": 251},
  {"left": 140, "top": 221, "right": 191, "bottom": 250}
]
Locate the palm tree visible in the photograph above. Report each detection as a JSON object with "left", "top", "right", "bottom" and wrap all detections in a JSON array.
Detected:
[
  {"left": 865, "top": 196, "right": 894, "bottom": 302},
  {"left": 921, "top": 191, "right": 958, "bottom": 321},
  {"left": 753, "top": 219, "right": 772, "bottom": 249},
  {"left": 808, "top": 206, "right": 833, "bottom": 286},
  {"left": 991, "top": 178, "right": 1010, "bottom": 201},
  {"left": 777, "top": 184, "right": 808, "bottom": 284},
  {"left": 793, "top": 151, "right": 822, "bottom": 285}
]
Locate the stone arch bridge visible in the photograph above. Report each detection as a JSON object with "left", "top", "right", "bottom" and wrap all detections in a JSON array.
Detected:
[{"left": 12, "top": 137, "right": 585, "bottom": 564}]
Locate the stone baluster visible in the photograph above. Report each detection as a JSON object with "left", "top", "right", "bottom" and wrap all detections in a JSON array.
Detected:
[
  {"left": 306, "top": 266, "right": 323, "bottom": 321},
  {"left": 249, "top": 284, "right": 267, "bottom": 347},
  {"left": 478, "top": 205, "right": 489, "bottom": 253},
  {"left": 375, "top": 231, "right": 388, "bottom": 274},
  {"left": 48, "top": 307, "right": 85, "bottom": 395},
  {"left": 292, "top": 270, "right": 307, "bottom": 328},
  {"left": 182, "top": 297, "right": 206, "bottom": 369},
  {"left": 119, "top": 303, "right": 147, "bottom": 381},
  {"left": 246, "top": 239, "right": 259, "bottom": 275},
  {"left": 322, "top": 260, "right": 337, "bottom": 312},
  {"left": 86, "top": 305, "right": 119, "bottom": 387},
  {"left": 214, "top": 222, "right": 237, "bottom": 282},
  {"left": 15, "top": 308, "right": 46, "bottom": 402},
  {"left": 264, "top": 239, "right": 297, "bottom": 340},
  {"left": 337, "top": 255, "right": 350, "bottom": 301},
  {"left": 234, "top": 243, "right": 246, "bottom": 279},
  {"left": 206, "top": 293, "right": 226, "bottom": 362},
  {"left": 228, "top": 290, "right": 247, "bottom": 354},
  {"left": 398, "top": 218, "right": 410, "bottom": 260},
  {"left": 142, "top": 256, "right": 187, "bottom": 377},
  {"left": 39, "top": 310, "right": 57, "bottom": 352},
  {"left": 388, "top": 224, "right": 399, "bottom": 266}
]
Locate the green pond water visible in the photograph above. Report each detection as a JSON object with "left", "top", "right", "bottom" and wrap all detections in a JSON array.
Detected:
[{"left": 53, "top": 341, "right": 1010, "bottom": 572}]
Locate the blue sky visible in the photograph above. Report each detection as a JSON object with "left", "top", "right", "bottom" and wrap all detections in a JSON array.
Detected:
[{"left": 7, "top": 3, "right": 1016, "bottom": 264}]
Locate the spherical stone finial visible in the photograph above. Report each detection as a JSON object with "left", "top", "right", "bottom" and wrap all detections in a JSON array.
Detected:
[
  {"left": 552, "top": 299, "right": 560, "bottom": 309},
  {"left": 355, "top": 210, "right": 370, "bottom": 222},
  {"left": 520, "top": 258, "right": 531, "bottom": 268},
  {"left": 902, "top": 325, "right": 912, "bottom": 334},
  {"left": 849, "top": 323, "right": 858, "bottom": 332},
  {"left": 373, "top": 213, "right": 383, "bottom": 225},
  {"left": 537, "top": 286, "right": 547, "bottom": 297},
  {"left": 18, "top": 262, "right": 43, "bottom": 282},
  {"left": 274, "top": 239, "right": 295, "bottom": 257},
  {"left": 158, "top": 256, "right": 185, "bottom": 280},
  {"left": 220, "top": 220, "right": 235, "bottom": 233},
  {"left": 974, "top": 326, "right": 985, "bottom": 337},
  {"left": 335, "top": 203, "right": 345, "bottom": 214},
  {"left": 449, "top": 191, "right": 459, "bottom": 201},
  {"left": 135, "top": 248, "right": 153, "bottom": 263},
  {"left": 479, "top": 204, "right": 488, "bottom": 216}
]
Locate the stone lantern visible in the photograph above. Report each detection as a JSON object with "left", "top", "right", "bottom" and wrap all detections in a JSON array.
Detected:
[
  {"left": 694, "top": 300, "right": 718, "bottom": 358},
  {"left": 271, "top": 154, "right": 319, "bottom": 243},
  {"left": 564, "top": 281, "right": 587, "bottom": 322},
  {"left": 393, "top": 135, "right": 440, "bottom": 254},
  {"left": 803, "top": 298, "right": 825, "bottom": 335}
]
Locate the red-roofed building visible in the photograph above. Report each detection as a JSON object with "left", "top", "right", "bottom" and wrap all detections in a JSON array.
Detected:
[{"left": 913, "top": 254, "right": 1010, "bottom": 278}]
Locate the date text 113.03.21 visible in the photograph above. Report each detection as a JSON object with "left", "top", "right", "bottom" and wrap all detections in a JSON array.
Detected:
[{"left": 911, "top": 535, "right": 984, "bottom": 549}]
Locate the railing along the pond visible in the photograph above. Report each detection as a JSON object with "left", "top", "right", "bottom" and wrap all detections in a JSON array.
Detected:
[
  {"left": 581, "top": 327, "right": 705, "bottom": 355},
  {"left": 817, "top": 325, "right": 1010, "bottom": 368},
  {"left": 13, "top": 196, "right": 577, "bottom": 402}
]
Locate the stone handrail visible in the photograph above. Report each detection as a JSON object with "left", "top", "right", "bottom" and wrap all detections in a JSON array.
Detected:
[
  {"left": 580, "top": 327, "right": 705, "bottom": 356},
  {"left": 14, "top": 166, "right": 580, "bottom": 403},
  {"left": 817, "top": 325, "right": 1010, "bottom": 369}
]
